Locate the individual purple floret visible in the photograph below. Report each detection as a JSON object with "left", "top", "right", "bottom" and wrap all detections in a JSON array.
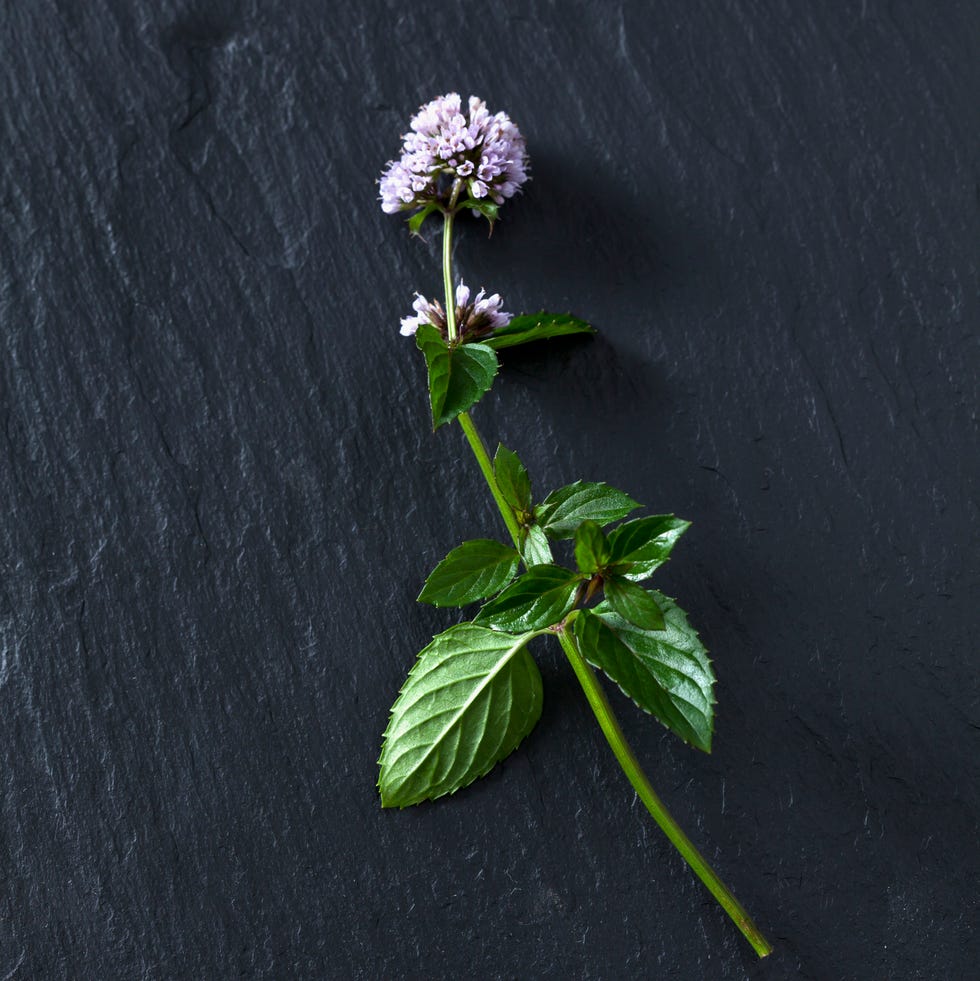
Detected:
[
  {"left": 380, "top": 94, "right": 529, "bottom": 215},
  {"left": 400, "top": 283, "right": 512, "bottom": 339}
]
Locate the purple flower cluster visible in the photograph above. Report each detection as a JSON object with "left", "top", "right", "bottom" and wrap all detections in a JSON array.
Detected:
[
  {"left": 380, "top": 93, "right": 529, "bottom": 215},
  {"left": 400, "top": 283, "right": 512, "bottom": 339}
]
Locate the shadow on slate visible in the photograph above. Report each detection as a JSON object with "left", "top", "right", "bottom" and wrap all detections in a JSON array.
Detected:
[{"left": 1, "top": 1, "right": 978, "bottom": 979}]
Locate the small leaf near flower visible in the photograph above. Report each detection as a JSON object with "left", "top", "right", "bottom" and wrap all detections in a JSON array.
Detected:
[
  {"left": 407, "top": 202, "right": 440, "bottom": 236},
  {"left": 484, "top": 312, "right": 595, "bottom": 351},
  {"left": 415, "top": 324, "right": 498, "bottom": 428},
  {"left": 460, "top": 197, "right": 500, "bottom": 227}
]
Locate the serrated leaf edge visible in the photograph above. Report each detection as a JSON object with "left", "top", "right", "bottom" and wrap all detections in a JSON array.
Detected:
[
  {"left": 417, "top": 539, "right": 520, "bottom": 607},
  {"left": 377, "top": 626, "right": 548, "bottom": 807},
  {"left": 580, "top": 599, "right": 717, "bottom": 752}
]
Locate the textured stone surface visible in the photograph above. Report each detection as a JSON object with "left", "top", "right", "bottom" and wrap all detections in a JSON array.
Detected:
[{"left": 1, "top": 1, "right": 977, "bottom": 977}]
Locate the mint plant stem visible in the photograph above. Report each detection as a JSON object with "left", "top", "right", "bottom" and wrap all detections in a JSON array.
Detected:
[
  {"left": 442, "top": 182, "right": 462, "bottom": 342},
  {"left": 441, "top": 207, "right": 521, "bottom": 546},
  {"left": 442, "top": 208, "right": 457, "bottom": 341},
  {"left": 438, "top": 208, "right": 771, "bottom": 960},
  {"left": 556, "top": 627, "right": 772, "bottom": 958}
]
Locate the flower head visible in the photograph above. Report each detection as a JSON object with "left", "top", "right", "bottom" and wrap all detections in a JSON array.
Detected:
[
  {"left": 399, "top": 282, "right": 512, "bottom": 340},
  {"left": 399, "top": 293, "right": 444, "bottom": 337},
  {"left": 380, "top": 94, "right": 529, "bottom": 215}
]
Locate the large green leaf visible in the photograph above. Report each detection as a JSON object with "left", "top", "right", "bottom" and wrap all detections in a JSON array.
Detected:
[
  {"left": 379, "top": 624, "right": 544, "bottom": 807},
  {"left": 475, "top": 564, "right": 581, "bottom": 631},
  {"left": 521, "top": 523, "right": 554, "bottom": 567},
  {"left": 418, "top": 539, "right": 521, "bottom": 608},
  {"left": 574, "top": 601, "right": 715, "bottom": 751},
  {"left": 416, "top": 324, "right": 499, "bottom": 428},
  {"left": 535, "top": 481, "right": 640, "bottom": 539},
  {"left": 607, "top": 515, "right": 691, "bottom": 581},
  {"left": 484, "top": 312, "right": 595, "bottom": 350},
  {"left": 493, "top": 444, "right": 532, "bottom": 514},
  {"left": 573, "top": 520, "right": 610, "bottom": 575},
  {"left": 603, "top": 576, "right": 665, "bottom": 630}
]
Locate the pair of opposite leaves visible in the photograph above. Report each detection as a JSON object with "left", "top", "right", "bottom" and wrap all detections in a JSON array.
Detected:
[{"left": 379, "top": 462, "right": 715, "bottom": 808}]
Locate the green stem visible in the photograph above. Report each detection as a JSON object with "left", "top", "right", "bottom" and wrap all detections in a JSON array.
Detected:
[
  {"left": 442, "top": 183, "right": 462, "bottom": 342},
  {"left": 442, "top": 208, "right": 457, "bottom": 341},
  {"left": 441, "top": 202, "right": 522, "bottom": 548},
  {"left": 556, "top": 627, "right": 772, "bottom": 959}
]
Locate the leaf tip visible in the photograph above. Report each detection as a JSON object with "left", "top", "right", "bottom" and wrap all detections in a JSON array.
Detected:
[{"left": 377, "top": 771, "right": 411, "bottom": 809}]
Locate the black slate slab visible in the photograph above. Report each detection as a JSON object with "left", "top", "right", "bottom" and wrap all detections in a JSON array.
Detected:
[{"left": 1, "top": 1, "right": 977, "bottom": 977}]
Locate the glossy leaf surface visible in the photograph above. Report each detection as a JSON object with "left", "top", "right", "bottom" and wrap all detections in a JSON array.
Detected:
[
  {"left": 575, "top": 601, "right": 715, "bottom": 751},
  {"left": 484, "top": 312, "right": 595, "bottom": 350},
  {"left": 607, "top": 515, "right": 691, "bottom": 581},
  {"left": 418, "top": 539, "right": 520, "bottom": 607},
  {"left": 604, "top": 575, "right": 666, "bottom": 630},
  {"left": 379, "top": 624, "right": 543, "bottom": 807},
  {"left": 536, "top": 481, "right": 640, "bottom": 539},
  {"left": 475, "top": 564, "right": 581, "bottom": 631},
  {"left": 416, "top": 324, "right": 498, "bottom": 428}
]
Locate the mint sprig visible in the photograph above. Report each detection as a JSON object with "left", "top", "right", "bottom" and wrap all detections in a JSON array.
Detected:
[{"left": 377, "top": 100, "right": 773, "bottom": 959}]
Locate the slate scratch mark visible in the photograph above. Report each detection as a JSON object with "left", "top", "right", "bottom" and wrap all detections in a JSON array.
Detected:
[
  {"left": 166, "top": 32, "right": 253, "bottom": 258},
  {"left": 790, "top": 327, "right": 858, "bottom": 487},
  {"left": 171, "top": 147, "right": 254, "bottom": 259},
  {"left": 124, "top": 308, "right": 212, "bottom": 561},
  {"left": 810, "top": 368, "right": 849, "bottom": 469},
  {"left": 1, "top": 950, "right": 27, "bottom": 981}
]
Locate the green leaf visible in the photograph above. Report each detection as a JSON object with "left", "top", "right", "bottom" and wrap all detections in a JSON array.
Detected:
[
  {"left": 521, "top": 523, "right": 553, "bottom": 567},
  {"left": 603, "top": 576, "right": 665, "bottom": 630},
  {"left": 535, "top": 481, "right": 640, "bottom": 539},
  {"left": 575, "top": 601, "right": 715, "bottom": 751},
  {"left": 415, "top": 324, "right": 451, "bottom": 423},
  {"left": 607, "top": 515, "right": 691, "bottom": 581},
  {"left": 416, "top": 324, "right": 499, "bottom": 428},
  {"left": 475, "top": 564, "right": 581, "bottom": 632},
  {"left": 574, "top": 520, "right": 610, "bottom": 575},
  {"left": 378, "top": 624, "right": 544, "bottom": 807},
  {"left": 460, "top": 197, "right": 499, "bottom": 225},
  {"left": 407, "top": 202, "right": 439, "bottom": 235},
  {"left": 494, "top": 444, "right": 532, "bottom": 513},
  {"left": 484, "top": 312, "right": 596, "bottom": 351},
  {"left": 418, "top": 539, "right": 521, "bottom": 608}
]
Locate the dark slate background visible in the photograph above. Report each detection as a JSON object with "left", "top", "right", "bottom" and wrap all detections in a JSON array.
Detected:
[{"left": 2, "top": 0, "right": 977, "bottom": 977}]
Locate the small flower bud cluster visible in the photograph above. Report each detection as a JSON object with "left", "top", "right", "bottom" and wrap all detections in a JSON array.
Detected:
[
  {"left": 400, "top": 283, "right": 512, "bottom": 340},
  {"left": 380, "top": 93, "right": 529, "bottom": 215}
]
